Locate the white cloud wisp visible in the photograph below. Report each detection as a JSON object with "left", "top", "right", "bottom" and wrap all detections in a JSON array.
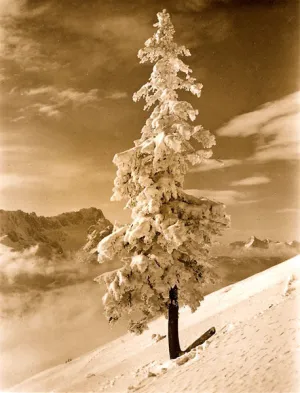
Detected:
[{"left": 216, "top": 91, "right": 300, "bottom": 163}]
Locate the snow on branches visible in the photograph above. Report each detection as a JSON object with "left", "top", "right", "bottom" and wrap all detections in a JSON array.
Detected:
[{"left": 96, "top": 9, "right": 230, "bottom": 334}]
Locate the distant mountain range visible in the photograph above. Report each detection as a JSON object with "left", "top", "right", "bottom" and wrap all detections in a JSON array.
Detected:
[
  {"left": 1, "top": 208, "right": 299, "bottom": 260},
  {"left": 0, "top": 208, "right": 112, "bottom": 258},
  {"left": 1, "top": 208, "right": 298, "bottom": 324},
  {"left": 230, "top": 236, "right": 300, "bottom": 252}
]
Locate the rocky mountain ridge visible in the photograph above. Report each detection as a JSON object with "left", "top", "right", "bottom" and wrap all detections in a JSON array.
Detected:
[
  {"left": 0, "top": 208, "right": 112, "bottom": 258},
  {"left": 230, "top": 235, "right": 300, "bottom": 251},
  {"left": 1, "top": 208, "right": 299, "bottom": 260}
]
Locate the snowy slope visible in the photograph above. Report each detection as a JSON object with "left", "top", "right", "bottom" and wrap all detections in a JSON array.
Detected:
[{"left": 9, "top": 255, "right": 300, "bottom": 393}]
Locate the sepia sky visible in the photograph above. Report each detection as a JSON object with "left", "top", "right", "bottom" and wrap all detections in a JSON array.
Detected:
[{"left": 0, "top": 0, "right": 299, "bottom": 242}]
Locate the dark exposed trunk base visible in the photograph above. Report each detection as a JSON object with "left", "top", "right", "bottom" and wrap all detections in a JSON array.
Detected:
[
  {"left": 168, "top": 286, "right": 181, "bottom": 359},
  {"left": 168, "top": 286, "right": 216, "bottom": 359}
]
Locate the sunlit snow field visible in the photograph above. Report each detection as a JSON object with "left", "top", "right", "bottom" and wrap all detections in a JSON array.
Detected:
[
  {"left": 8, "top": 255, "right": 300, "bottom": 393},
  {"left": 0, "top": 243, "right": 298, "bottom": 391}
]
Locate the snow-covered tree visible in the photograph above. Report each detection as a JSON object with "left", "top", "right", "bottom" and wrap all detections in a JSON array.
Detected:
[{"left": 96, "top": 9, "right": 230, "bottom": 359}]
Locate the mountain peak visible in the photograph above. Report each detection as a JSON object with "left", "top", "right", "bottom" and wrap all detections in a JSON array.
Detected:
[
  {"left": 244, "top": 236, "right": 269, "bottom": 249},
  {"left": 230, "top": 236, "right": 300, "bottom": 252},
  {"left": 0, "top": 207, "right": 112, "bottom": 257}
]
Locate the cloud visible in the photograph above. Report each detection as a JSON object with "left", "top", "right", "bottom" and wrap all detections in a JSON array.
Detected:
[
  {"left": 61, "top": 13, "right": 152, "bottom": 53},
  {"left": 189, "top": 158, "right": 242, "bottom": 172},
  {"left": 48, "top": 12, "right": 153, "bottom": 75},
  {"left": 16, "top": 86, "right": 127, "bottom": 118},
  {"left": 0, "top": 244, "right": 95, "bottom": 288},
  {"left": 0, "top": 144, "right": 32, "bottom": 153},
  {"left": 0, "top": 1, "right": 116, "bottom": 85},
  {"left": 0, "top": 243, "right": 127, "bottom": 389},
  {"left": 1, "top": 32, "right": 47, "bottom": 71},
  {"left": 0, "top": 0, "right": 50, "bottom": 19},
  {"left": 166, "top": 1, "right": 234, "bottom": 48},
  {"left": 10, "top": 115, "right": 25, "bottom": 123},
  {"left": 251, "top": 112, "right": 300, "bottom": 162},
  {"left": 211, "top": 241, "right": 298, "bottom": 259},
  {"left": 217, "top": 91, "right": 299, "bottom": 137},
  {"left": 0, "top": 159, "right": 115, "bottom": 197},
  {"left": 31, "top": 103, "right": 61, "bottom": 118},
  {"left": 22, "top": 86, "right": 99, "bottom": 118},
  {"left": 0, "top": 174, "right": 39, "bottom": 190},
  {"left": 185, "top": 188, "right": 244, "bottom": 205},
  {"left": 173, "top": 0, "right": 231, "bottom": 12},
  {"left": 216, "top": 91, "right": 300, "bottom": 163},
  {"left": 25, "top": 86, "right": 98, "bottom": 105},
  {"left": 185, "top": 189, "right": 263, "bottom": 206},
  {"left": 276, "top": 208, "right": 300, "bottom": 214},
  {"left": 237, "top": 199, "right": 261, "bottom": 205},
  {"left": 231, "top": 176, "right": 271, "bottom": 187},
  {"left": 0, "top": 0, "right": 59, "bottom": 75},
  {"left": 106, "top": 91, "right": 128, "bottom": 100},
  {"left": 0, "top": 0, "right": 20, "bottom": 17}
]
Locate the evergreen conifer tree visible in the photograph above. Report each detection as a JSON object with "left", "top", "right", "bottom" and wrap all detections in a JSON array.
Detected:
[{"left": 96, "top": 9, "right": 230, "bottom": 359}]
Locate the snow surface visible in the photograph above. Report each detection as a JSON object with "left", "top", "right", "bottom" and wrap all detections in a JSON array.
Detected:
[{"left": 9, "top": 255, "right": 300, "bottom": 393}]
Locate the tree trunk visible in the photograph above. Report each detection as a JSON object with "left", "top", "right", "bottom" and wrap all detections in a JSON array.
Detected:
[
  {"left": 168, "top": 286, "right": 182, "bottom": 359},
  {"left": 168, "top": 286, "right": 216, "bottom": 360},
  {"left": 184, "top": 327, "right": 216, "bottom": 353}
]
